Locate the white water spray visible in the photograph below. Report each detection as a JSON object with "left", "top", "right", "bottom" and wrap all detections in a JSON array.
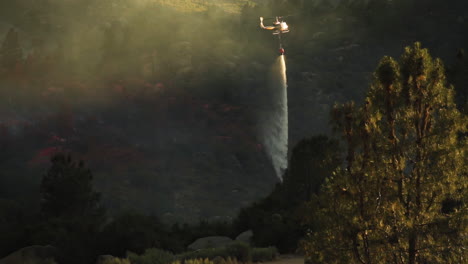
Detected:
[{"left": 259, "top": 56, "right": 288, "bottom": 181}]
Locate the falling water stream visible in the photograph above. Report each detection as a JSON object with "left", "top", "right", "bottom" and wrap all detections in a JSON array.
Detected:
[{"left": 260, "top": 55, "right": 288, "bottom": 181}]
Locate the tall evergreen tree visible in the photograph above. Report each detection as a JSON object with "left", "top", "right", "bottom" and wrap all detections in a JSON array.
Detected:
[
  {"left": 40, "top": 154, "right": 101, "bottom": 218},
  {"left": 234, "top": 135, "right": 340, "bottom": 253},
  {"left": 303, "top": 43, "right": 467, "bottom": 264},
  {"left": 450, "top": 48, "right": 468, "bottom": 113},
  {"left": 284, "top": 135, "right": 340, "bottom": 204},
  {"left": 39, "top": 154, "right": 104, "bottom": 264}
]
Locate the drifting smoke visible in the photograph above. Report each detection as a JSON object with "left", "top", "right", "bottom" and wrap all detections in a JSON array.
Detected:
[{"left": 259, "top": 56, "right": 288, "bottom": 181}]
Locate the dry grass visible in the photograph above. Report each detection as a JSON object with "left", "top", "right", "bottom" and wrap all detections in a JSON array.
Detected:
[{"left": 258, "top": 256, "right": 304, "bottom": 264}]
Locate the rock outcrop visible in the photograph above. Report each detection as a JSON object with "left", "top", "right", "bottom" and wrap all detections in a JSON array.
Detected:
[
  {"left": 235, "top": 230, "right": 253, "bottom": 245},
  {"left": 188, "top": 236, "right": 233, "bottom": 250}
]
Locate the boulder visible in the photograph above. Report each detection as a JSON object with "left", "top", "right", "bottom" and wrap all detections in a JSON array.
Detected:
[
  {"left": 235, "top": 230, "right": 253, "bottom": 245},
  {"left": 0, "top": 245, "right": 57, "bottom": 264},
  {"left": 188, "top": 236, "right": 233, "bottom": 250}
]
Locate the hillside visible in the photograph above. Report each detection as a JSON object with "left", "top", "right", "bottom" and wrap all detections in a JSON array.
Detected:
[
  {"left": 152, "top": 0, "right": 257, "bottom": 13},
  {"left": 0, "top": 0, "right": 467, "bottom": 222}
]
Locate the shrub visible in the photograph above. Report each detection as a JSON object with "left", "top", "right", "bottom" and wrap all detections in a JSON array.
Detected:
[
  {"left": 22, "top": 259, "right": 57, "bottom": 264},
  {"left": 178, "top": 247, "right": 229, "bottom": 261},
  {"left": 212, "top": 256, "right": 226, "bottom": 264},
  {"left": 178, "top": 242, "right": 253, "bottom": 263},
  {"left": 170, "top": 259, "right": 215, "bottom": 264},
  {"left": 251, "top": 247, "right": 278, "bottom": 262},
  {"left": 202, "top": 257, "right": 238, "bottom": 264},
  {"left": 224, "top": 257, "right": 239, "bottom": 264},
  {"left": 99, "top": 212, "right": 170, "bottom": 257},
  {"left": 127, "top": 248, "right": 175, "bottom": 264},
  {"left": 225, "top": 242, "right": 251, "bottom": 263},
  {"left": 184, "top": 258, "right": 214, "bottom": 264},
  {"left": 100, "top": 256, "right": 131, "bottom": 264}
]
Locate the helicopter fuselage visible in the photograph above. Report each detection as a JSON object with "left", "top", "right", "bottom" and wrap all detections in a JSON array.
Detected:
[{"left": 260, "top": 16, "right": 289, "bottom": 55}]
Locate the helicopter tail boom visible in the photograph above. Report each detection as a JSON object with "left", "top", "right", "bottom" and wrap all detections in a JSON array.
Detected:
[{"left": 260, "top": 17, "right": 276, "bottom": 30}]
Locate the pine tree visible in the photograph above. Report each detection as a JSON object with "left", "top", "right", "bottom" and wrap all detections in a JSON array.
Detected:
[
  {"left": 450, "top": 48, "right": 468, "bottom": 113},
  {"left": 40, "top": 153, "right": 102, "bottom": 219},
  {"left": 302, "top": 42, "right": 467, "bottom": 264},
  {"left": 284, "top": 135, "right": 340, "bottom": 204},
  {"left": 39, "top": 153, "right": 104, "bottom": 264}
]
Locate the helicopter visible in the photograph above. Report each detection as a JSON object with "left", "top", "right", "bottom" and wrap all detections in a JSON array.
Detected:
[{"left": 259, "top": 16, "right": 289, "bottom": 55}]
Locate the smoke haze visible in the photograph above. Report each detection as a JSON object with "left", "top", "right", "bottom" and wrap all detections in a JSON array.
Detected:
[{"left": 1, "top": 0, "right": 467, "bottom": 220}]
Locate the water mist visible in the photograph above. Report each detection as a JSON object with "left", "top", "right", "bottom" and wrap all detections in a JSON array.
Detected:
[{"left": 259, "top": 56, "right": 288, "bottom": 181}]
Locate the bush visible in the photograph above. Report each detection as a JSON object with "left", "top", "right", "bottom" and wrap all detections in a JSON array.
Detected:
[
  {"left": 99, "top": 256, "right": 131, "bottom": 264},
  {"left": 178, "top": 247, "right": 229, "bottom": 261},
  {"left": 212, "top": 256, "right": 226, "bottom": 264},
  {"left": 100, "top": 212, "right": 169, "bottom": 257},
  {"left": 170, "top": 259, "right": 215, "bottom": 264},
  {"left": 223, "top": 257, "right": 239, "bottom": 264},
  {"left": 205, "top": 257, "right": 239, "bottom": 264},
  {"left": 251, "top": 247, "right": 278, "bottom": 262},
  {"left": 224, "top": 242, "right": 251, "bottom": 263},
  {"left": 127, "top": 248, "right": 175, "bottom": 264},
  {"left": 178, "top": 242, "right": 252, "bottom": 263},
  {"left": 184, "top": 258, "right": 214, "bottom": 264}
]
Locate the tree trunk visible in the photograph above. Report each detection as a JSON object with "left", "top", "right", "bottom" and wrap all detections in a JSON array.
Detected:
[{"left": 408, "top": 234, "right": 417, "bottom": 264}]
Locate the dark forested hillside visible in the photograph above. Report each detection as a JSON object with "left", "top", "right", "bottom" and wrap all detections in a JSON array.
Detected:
[{"left": 0, "top": 0, "right": 467, "bottom": 221}]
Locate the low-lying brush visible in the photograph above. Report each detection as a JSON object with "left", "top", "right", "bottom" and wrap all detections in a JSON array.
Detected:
[
  {"left": 178, "top": 242, "right": 250, "bottom": 262},
  {"left": 99, "top": 256, "right": 131, "bottom": 264},
  {"left": 182, "top": 258, "right": 214, "bottom": 264},
  {"left": 126, "top": 243, "right": 278, "bottom": 264},
  {"left": 127, "top": 248, "right": 175, "bottom": 264},
  {"left": 251, "top": 247, "right": 278, "bottom": 262},
  {"left": 213, "top": 256, "right": 240, "bottom": 264},
  {"left": 225, "top": 242, "right": 251, "bottom": 263},
  {"left": 178, "top": 247, "right": 229, "bottom": 260}
]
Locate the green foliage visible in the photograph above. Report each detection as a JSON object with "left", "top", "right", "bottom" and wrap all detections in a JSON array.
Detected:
[
  {"left": 303, "top": 42, "right": 467, "bottom": 264},
  {"left": 183, "top": 258, "right": 215, "bottom": 264},
  {"left": 177, "top": 243, "right": 276, "bottom": 263},
  {"left": 184, "top": 256, "right": 237, "bottom": 264},
  {"left": 0, "top": 199, "right": 30, "bottom": 257},
  {"left": 100, "top": 256, "right": 131, "bottom": 264},
  {"left": 447, "top": 48, "right": 468, "bottom": 113},
  {"left": 41, "top": 259, "right": 57, "bottom": 264},
  {"left": 19, "top": 258, "right": 57, "bottom": 264},
  {"left": 216, "top": 257, "right": 239, "bottom": 264},
  {"left": 1, "top": 2, "right": 467, "bottom": 263},
  {"left": 178, "top": 242, "right": 250, "bottom": 261},
  {"left": 40, "top": 153, "right": 102, "bottom": 219},
  {"left": 284, "top": 135, "right": 341, "bottom": 204},
  {"left": 178, "top": 247, "right": 229, "bottom": 261},
  {"left": 234, "top": 135, "right": 340, "bottom": 253},
  {"left": 36, "top": 153, "right": 105, "bottom": 264},
  {"left": 224, "top": 242, "right": 251, "bottom": 263},
  {"left": 131, "top": 247, "right": 255, "bottom": 264},
  {"left": 251, "top": 247, "right": 278, "bottom": 262},
  {"left": 127, "top": 248, "right": 175, "bottom": 264},
  {"left": 100, "top": 212, "right": 168, "bottom": 257},
  {"left": 233, "top": 187, "right": 301, "bottom": 253},
  {"left": 99, "top": 216, "right": 237, "bottom": 259}
]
